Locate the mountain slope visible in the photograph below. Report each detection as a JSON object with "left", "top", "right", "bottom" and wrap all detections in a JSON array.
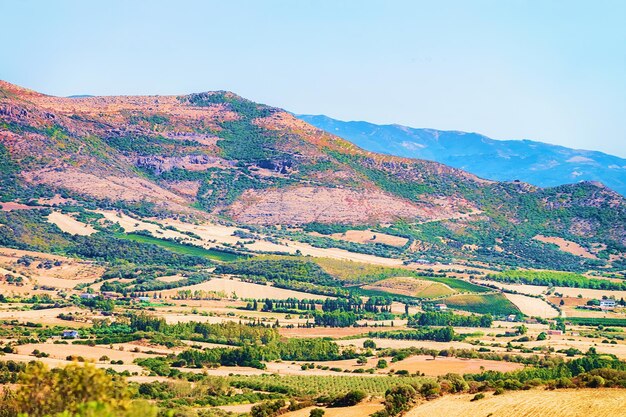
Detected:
[
  {"left": 1, "top": 80, "right": 625, "bottom": 270},
  {"left": 297, "top": 115, "right": 626, "bottom": 196}
]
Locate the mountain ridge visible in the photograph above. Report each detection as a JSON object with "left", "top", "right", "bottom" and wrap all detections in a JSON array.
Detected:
[
  {"left": 1, "top": 80, "right": 625, "bottom": 270},
  {"left": 297, "top": 114, "right": 626, "bottom": 196}
]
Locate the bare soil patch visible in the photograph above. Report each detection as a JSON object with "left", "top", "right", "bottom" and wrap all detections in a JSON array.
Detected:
[
  {"left": 47, "top": 211, "right": 96, "bottom": 236},
  {"left": 534, "top": 235, "right": 597, "bottom": 259},
  {"left": 160, "top": 277, "right": 329, "bottom": 300},
  {"left": 390, "top": 355, "right": 522, "bottom": 375},
  {"left": 326, "top": 230, "right": 408, "bottom": 247}
]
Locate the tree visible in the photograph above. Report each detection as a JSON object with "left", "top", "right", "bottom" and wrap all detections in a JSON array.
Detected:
[
  {"left": 9, "top": 362, "right": 130, "bottom": 417},
  {"left": 363, "top": 339, "right": 376, "bottom": 349},
  {"left": 377, "top": 359, "right": 388, "bottom": 369},
  {"left": 383, "top": 385, "right": 417, "bottom": 416}
]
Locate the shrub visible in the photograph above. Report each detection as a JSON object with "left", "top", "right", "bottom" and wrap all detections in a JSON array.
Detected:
[
  {"left": 310, "top": 408, "right": 325, "bottom": 417},
  {"left": 331, "top": 390, "right": 366, "bottom": 407},
  {"left": 363, "top": 339, "right": 377, "bottom": 349},
  {"left": 471, "top": 393, "right": 485, "bottom": 401}
]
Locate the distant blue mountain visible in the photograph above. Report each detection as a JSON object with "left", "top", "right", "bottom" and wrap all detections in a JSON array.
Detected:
[{"left": 297, "top": 114, "right": 626, "bottom": 195}]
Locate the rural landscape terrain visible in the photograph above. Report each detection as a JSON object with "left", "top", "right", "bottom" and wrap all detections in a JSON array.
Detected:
[{"left": 1, "top": 80, "right": 626, "bottom": 417}]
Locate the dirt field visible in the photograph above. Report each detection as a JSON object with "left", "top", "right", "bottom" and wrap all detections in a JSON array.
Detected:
[
  {"left": 160, "top": 277, "right": 329, "bottom": 300},
  {"left": 1, "top": 352, "right": 144, "bottom": 374},
  {"left": 156, "top": 274, "right": 185, "bottom": 283},
  {"left": 336, "top": 338, "right": 480, "bottom": 351},
  {"left": 282, "top": 401, "right": 384, "bottom": 417},
  {"left": 326, "top": 230, "right": 409, "bottom": 247},
  {"left": 503, "top": 293, "right": 559, "bottom": 318},
  {"left": 405, "top": 389, "right": 626, "bottom": 417},
  {"left": 363, "top": 277, "right": 455, "bottom": 298},
  {"left": 389, "top": 355, "right": 522, "bottom": 375},
  {"left": 14, "top": 342, "right": 169, "bottom": 363},
  {"left": 0, "top": 248, "right": 103, "bottom": 289},
  {"left": 534, "top": 235, "right": 597, "bottom": 259},
  {"left": 0, "top": 306, "right": 89, "bottom": 326},
  {"left": 47, "top": 211, "right": 96, "bottom": 236},
  {"left": 279, "top": 327, "right": 407, "bottom": 339},
  {"left": 475, "top": 280, "right": 548, "bottom": 296},
  {"left": 1, "top": 202, "right": 39, "bottom": 211},
  {"left": 552, "top": 286, "right": 626, "bottom": 300}
]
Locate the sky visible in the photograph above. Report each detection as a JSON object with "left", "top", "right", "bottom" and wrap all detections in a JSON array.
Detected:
[{"left": 1, "top": 0, "right": 625, "bottom": 157}]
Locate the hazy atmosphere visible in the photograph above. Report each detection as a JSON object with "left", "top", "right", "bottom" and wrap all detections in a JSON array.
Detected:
[{"left": 1, "top": 0, "right": 625, "bottom": 156}]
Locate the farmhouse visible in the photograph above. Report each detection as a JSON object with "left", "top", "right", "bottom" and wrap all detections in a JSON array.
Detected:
[
  {"left": 79, "top": 293, "right": 97, "bottom": 299},
  {"left": 62, "top": 330, "right": 79, "bottom": 338},
  {"left": 434, "top": 303, "right": 447, "bottom": 311},
  {"left": 547, "top": 330, "right": 563, "bottom": 335},
  {"left": 600, "top": 299, "right": 616, "bottom": 309}
]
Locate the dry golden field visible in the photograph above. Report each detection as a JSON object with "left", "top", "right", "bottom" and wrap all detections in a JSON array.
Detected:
[
  {"left": 325, "top": 229, "right": 409, "bottom": 247},
  {"left": 159, "top": 277, "right": 329, "bottom": 300},
  {"left": 387, "top": 355, "right": 523, "bottom": 375},
  {"left": 503, "top": 293, "right": 559, "bottom": 318},
  {"left": 47, "top": 211, "right": 96, "bottom": 236},
  {"left": 533, "top": 235, "right": 597, "bottom": 259},
  {"left": 282, "top": 401, "right": 383, "bottom": 417},
  {"left": 405, "top": 389, "right": 626, "bottom": 417},
  {"left": 362, "top": 277, "right": 455, "bottom": 298}
]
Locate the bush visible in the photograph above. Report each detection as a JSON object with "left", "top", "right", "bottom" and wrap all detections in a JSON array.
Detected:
[
  {"left": 471, "top": 393, "right": 485, "bottom": 401},
  {"left": 331, "top": 390, "right": 366, "bottom": 407},
  {"left": 419, "top": 381, "right": 440, "bottom": 398},
  {"left": 310, "top": 408, "right": 325, "bottom": 417},
  {"left": 363, "top": 339, "right": 377, "bottom": 349}
]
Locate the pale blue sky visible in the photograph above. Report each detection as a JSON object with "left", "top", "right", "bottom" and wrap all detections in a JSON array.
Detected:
[{"left": 1, "top": 0, "right": 625, "bottom": 157}]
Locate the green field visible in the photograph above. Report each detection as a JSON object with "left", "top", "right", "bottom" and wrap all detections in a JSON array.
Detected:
[
  {"left": 567, "top": 317, "right": 626, "bottom": 327},
  {"left": 117, "top": 233, "right": 242, "bottom": 262},
  {"left": 227, "top": 374, "right": 431, "bottom": 396},
  {"left": 423, "top": 276, "right": 490, "bottom": 293},
  {"left": 442, "top": 293, "right": 520, "bottom": 316}
]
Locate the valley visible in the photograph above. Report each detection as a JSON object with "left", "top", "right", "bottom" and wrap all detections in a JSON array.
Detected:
[{"left": 0, "top": 81, "right": 625, "bottom": 417}]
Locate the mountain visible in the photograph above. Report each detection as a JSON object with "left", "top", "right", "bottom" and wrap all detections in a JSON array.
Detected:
[
  {"left": 1, "top": 80, "right": 625, "bottom": 270},
  {"left": 297, "top": 115, "right": 626, "bottom": 196}
]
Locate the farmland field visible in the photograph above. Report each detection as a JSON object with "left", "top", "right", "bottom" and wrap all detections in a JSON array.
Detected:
[
  {"left": 160, "top": 277, "right": 330, "bottom": 300},
  {"left": 385, "top": 355, "right": 522, "bottom": 375},
  {"left": 326, "top": 229, "right": 409, "bottom": 247},
  {"left": 442, "top": 293, "right": 520, "bottom": 316},
  {"left": 47, "top": 211, "right": 96, "bottom": 236},
  {"left": 425, "top": 277, "right": 490, "bottom": 293},
  {"left": 503, "top": 293, "right": 559, "bottom": 318},
  {"left": 362, "top": 277, "right": 455, "bottom": 298},
  {"left": 116, "top": 232, "right": 242, "bottom": 261},
  {"left": 405, "top": 389, "right": 626, "bottom": 417}
]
